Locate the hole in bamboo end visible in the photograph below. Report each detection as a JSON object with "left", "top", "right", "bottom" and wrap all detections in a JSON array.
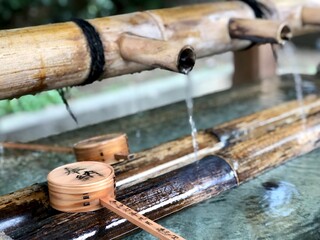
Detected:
[
  {"left": 178, "top": 46, "right": 196, "bottom": 74},
  {"left": 280, "top": 25, "right": 292, "bottom": 42}
]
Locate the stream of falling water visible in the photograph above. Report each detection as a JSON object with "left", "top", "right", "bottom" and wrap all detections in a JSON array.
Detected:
[
  {"left": 0, "top": 144, "right": 4, "bottom": 175},
  {"left": 185, "top": 74, "right": 199, "bottom": 161},
  {"left": 280, "top": 43, "right": 307, "bottom": 129}
]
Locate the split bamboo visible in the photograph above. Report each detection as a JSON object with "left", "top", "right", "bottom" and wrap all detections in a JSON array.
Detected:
[{"left": 2, "top": 96, "right": 320, "bottom": 239}]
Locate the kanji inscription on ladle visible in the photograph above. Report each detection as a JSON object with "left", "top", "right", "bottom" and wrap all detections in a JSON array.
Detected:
[
  {"left": 48, "top": 161, "right": 185, "bottom": 239},
  {"left": 64, "top": 167, "right": 103, "bottom": 181}
]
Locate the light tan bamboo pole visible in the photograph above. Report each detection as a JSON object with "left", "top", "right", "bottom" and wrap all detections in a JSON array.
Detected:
[
  {"left": 0, "top": 2, "right": 257, "bottom": 100},
  {"left": 301, "top": 7, "right": 320, "bottom": 25},
  {"left": 275, "top": 0, "right": 320, "bottom": 35},
  {"left": 229, "top": 18, "right": 292, "bottom": 44},
  {"left": 118, "top": 33, "right": 196, "bottom": 74}
]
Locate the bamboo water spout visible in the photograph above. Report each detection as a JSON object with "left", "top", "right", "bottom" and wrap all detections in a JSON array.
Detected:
[
  {"left": 275, "top": 0, "right": 320, "bottom": 34},
  {"left": 229, "top": 18, "right": 292, "bottom": 44},
  {"left": 118, "top": 34, "right": 195, "bottom": 74}
]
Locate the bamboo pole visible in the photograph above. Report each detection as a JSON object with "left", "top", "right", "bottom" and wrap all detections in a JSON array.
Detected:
[
  {"left": 208, "top": 95, "right": 320, "bottom": 144},
  {"left": 118, "top": 33, "right": 196, "bottom": 74},
  {"left": 0, "top": 142, "right": 73, "bottom": 153},
  {"left": 229, "top": 18, "right": 292, "bottom": 44},
  {"left": 217, "top": 112, "right": 320, "bottom": 182},
  {"left": 0, "top": 1, "right": 319, "bottom": 100},
  {"left": 233, "top": 45, "right": 277, "bottom": 85},
  {"left": 301, "top": 7, "right": 320, "bottom": 26},
  {"left": 275, "top": 0, "right": 320, "bottom": 35}
]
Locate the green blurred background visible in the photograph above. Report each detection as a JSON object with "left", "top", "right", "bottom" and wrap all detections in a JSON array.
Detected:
[{"left": 0, "top": 0, "right": 167, "bottom": 29}]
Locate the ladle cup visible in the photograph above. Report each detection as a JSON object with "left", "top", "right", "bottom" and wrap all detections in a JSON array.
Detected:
[{"left": 47, "top": 161, "right": 185, "bottom": 240}]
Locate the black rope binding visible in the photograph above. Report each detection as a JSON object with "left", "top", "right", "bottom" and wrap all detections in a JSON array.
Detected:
[
  {"left": 236, "top": 0, "right": 271, "bottom": 19},
  {"left": 72, "top": 18, "right": 105, "bottom": 86}
]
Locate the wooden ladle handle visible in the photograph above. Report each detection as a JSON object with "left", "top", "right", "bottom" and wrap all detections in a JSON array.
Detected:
[{"left": 100, "top": 197, "right": 185, "bottom": 240}]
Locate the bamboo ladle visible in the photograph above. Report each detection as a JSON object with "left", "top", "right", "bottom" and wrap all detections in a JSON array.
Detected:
[{"left": 47, "top": 161, "right": 184, "bottom": 240}]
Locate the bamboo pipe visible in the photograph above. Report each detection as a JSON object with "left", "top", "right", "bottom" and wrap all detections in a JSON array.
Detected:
[
  {"left": 0, "top": 1, "right": 257, "bottom": 100},
  {"left": 118, "top": 34, "right": 195, "bottom": 74},
  {"left": 301, "top": 6, "right": 320, "bottom": 25},
  {"left": 217, "top": 112, "right": 320, "bottom": 182},
  {"left": 229, "top": 18, "right": 292, "bottom": 44},
  {"left": 0, "top": 142, "right": 73, "bottom": 153},
  {"left": 274, "top": 0, "right": 320, "bottom": 35}
]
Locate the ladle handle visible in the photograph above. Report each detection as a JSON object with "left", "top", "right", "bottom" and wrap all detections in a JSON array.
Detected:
[{"left": 100, "top": 197, "right": 185, "bottom": 240}]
